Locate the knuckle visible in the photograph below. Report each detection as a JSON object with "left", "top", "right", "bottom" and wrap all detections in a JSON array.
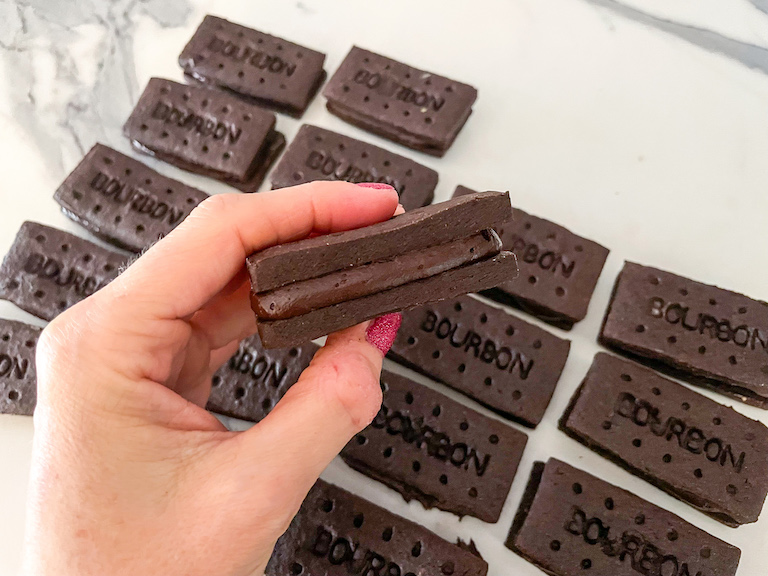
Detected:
[
  {"left": 189, "top": 193, "right": 234, "bottom": 220},
  {"left": 35, "top": 298, "right": 106, "bottom": 381},
  {"left": 35, "top": 313, "right": 84, "bottom": 398},
  {"left": 37, "top": 312, "right": 80, "bottom": 363}
]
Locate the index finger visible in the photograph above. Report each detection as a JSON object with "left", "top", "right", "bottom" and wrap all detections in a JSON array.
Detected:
[{"left": 105, "top": 181, "right": 399, "bottom": 320}]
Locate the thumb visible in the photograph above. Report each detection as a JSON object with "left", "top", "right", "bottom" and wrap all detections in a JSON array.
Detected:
[{"left": 229, "top": 313, "right": 401, "bottom": 527}]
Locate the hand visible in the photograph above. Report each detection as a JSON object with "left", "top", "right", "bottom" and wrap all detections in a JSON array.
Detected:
[{"left": 22, "top": 182, "right": 401, "bottom": 576}]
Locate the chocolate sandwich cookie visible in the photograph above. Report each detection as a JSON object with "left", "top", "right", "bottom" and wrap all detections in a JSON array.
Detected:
[
  {"left": 0, "top": 222, "right": 125, "bottom": 321},
  {"left": 54, "top": 144, "right": 208, "bottom": 252},
  {"left": 270, "top": 125, "right": 437, "bottom": 210},
  {"left": 600, "top": 261, "right": 768, "bottom": 408},
  {"left": 254, "top": 233, "right": 502, "bottom": 321},
  {"left": 123, "top": 78, "right": 284, "bottom": 192},
  {"left": 389, "top": 295, "right": 570, "bottom": 428},
  {"left": 341, "top": 370, "right": 528, "bottom": 523},
  {"left": 248, "top": 191, "right": 517, "bottom": 348},
  {"left": 454, "top": 185, "right": 609, "bottom": 330},
  {"left": 179, "top": 15, "right": 326, "bottom": 117},
  {"left": 560, "top": 352, "right": 768, "bottom": 527},
  {"left": 267, "top": 479, "right": 488, "bottom": 576},
  {"left": 0, "top": 319, "right": 42, "bottom": 416},
  {"left": 507, "top": 459, "right": 741, "bottom": 576},
  {"left": 323, "top": 46, "right": 478, "bottom": 156},
  {"left": 206, "top": 334, "right": 319, "bottom": 422}
]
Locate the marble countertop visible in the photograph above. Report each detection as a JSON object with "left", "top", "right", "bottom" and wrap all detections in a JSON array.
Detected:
[{"left": 1, "top": 1, "right": 767, "bottom": 574}]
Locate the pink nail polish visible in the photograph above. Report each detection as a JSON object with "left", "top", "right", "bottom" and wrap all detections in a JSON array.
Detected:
[
  {"left": 356, "top": 182, "right": 395, "bottom": 190},
  {"left": 365, "top": 313, "right": 402, "bottom": 355}
]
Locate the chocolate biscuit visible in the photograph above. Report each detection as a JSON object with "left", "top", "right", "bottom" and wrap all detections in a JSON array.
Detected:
[
  {"left": 600, "top": 262, "right": 768, "bottom": 408},
  {"left": 123, "top": 78, "right": 284, "bottom": 192},
  {"left": 206, "top": 334, "right": 318, "bottom": 422},
  {"left": 54, "top": 144, "right": 208, "bottom": 252},
  {"left": 507, "top": 459, "right": 741, "bottom": 576},
  {"left": 560, "top": 352, "right": 768, "bottom": 527},
  {"left": 271, "top": 125, "right": 437, "bottom": 210},
  {"left": 267, "top": 479, "right": 488, "bottom": 576},
  {"left": 389, "top": 295, "right": 570, "bottom": 428},
  {"left": 0, "top": 319, "right": 42, "bottom": 416},
  {"left": 179, "top": 15, "right": 326, "bottom": 117},
  {"left": 257, "top": 252, "right": 516, "bottom": 348},
  {"left": 249, "top": 192, "right": 515, "bottom": 348},
  {"left": 248, "top": 191, "right": 511, "bottom": 293},
  {"left": 454, "top": 185, "right": 609, "bottom": 329},
  {"left": 0, "top": 222, "right": 125, "bottom": 321},
  {"left": 255, "top": 232, "right": 501, "bottom": 320},
  {"left": 323, "top": 46, "right": 477, "bottom": 156},
  {"left": 341, "top": 370, "right": 528, "bottom": 523}
]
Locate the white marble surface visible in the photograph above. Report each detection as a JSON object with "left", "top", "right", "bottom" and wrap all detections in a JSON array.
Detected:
[{"left": 1, "top": 0, "right": 767, "bottom": 574}]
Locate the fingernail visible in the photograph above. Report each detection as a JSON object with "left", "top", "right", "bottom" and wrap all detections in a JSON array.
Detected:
[
  {"left": 365, "top": 313, "right": 402, "bottom": 356},
  {"left": 356, "top": 182, "right": 395, "bottom": 191}
]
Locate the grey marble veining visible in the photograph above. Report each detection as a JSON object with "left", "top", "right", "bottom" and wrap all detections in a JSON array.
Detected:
[
  {"left": 751, "top": 0, "right": 768, "bottom": 17},
  {"left": 585, "top": 0, "right": 768, "bottom": 76},
  {"left": 0, "top": 0, "right": 192, "bottom": 177}
]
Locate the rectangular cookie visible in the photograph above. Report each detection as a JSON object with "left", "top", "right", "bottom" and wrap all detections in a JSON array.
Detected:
[
  {"left": 389, "top": 295, "right": 570, "bottom": 428},
  {"left": 249, "top": 192, "right": 516, "bottom": 348},
  {"left": 270, "top": 124, "right": 437, "bottom": 210},
  {"left": 454, "top": 185, "right": 609, "bottom": 329},
  {"left": 267, "top": 479, "right": 488, "bottom": 576},
  {"left": 254, "top": 233, "right": 500, "bottom": 320},
  {"left": 507, "top": 459, "right": 741, "bottom": 576},
  {"left": 323, "top": 46, "right": 477, "bottom": 156},
  {"left": 123, "top": 77, "right": 285, "bottom": 192},
  {"left": 0, "top": 222, "right": 126, "bottom": 321},
  {"left": 206, "top": 334, "right": 319, "bottom": 422},
  {"left": 600, "top": 261, "right": 768, "bottom": 408},
  {"left": 179, "top": 15, "right": 326, "bottom": 117},
  {"left": 0, "top": 319, "right": 42, "bottom": 416},
  {"left": 560, "top": 352, "right": 768, "bottom": 527},
  {"left": 54, "top": 143, "right": 208, "bottom": 252},
  {"left": 248, "top": 191, "right": 511, "bottom": 292},
  {"left": 341, "top": 370, "right": 528, "bottom": 523},
  {"left": 257, "top": 252, "right": 516, "bottom": 348}
]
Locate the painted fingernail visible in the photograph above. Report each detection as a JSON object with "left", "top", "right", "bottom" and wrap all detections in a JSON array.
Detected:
[
  {"left": 365, "top": 313, "right": 402, "bottom": 355},
  {"left": 356, "top": 182, "right": 395, "bottom": 190}
]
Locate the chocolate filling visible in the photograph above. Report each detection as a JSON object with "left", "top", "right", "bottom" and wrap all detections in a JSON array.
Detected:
[{"left": 254, "top": 230, "right": 501, "bottom": 319}]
